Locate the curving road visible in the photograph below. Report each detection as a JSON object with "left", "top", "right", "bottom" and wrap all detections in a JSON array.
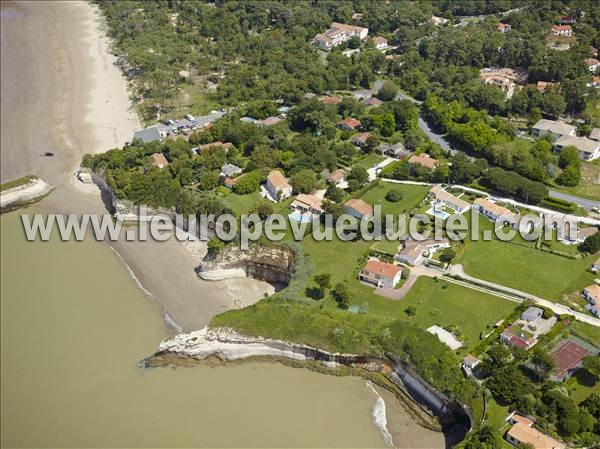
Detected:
[{"left": 548, "top": 189, "right": 600, "bottom": 212}]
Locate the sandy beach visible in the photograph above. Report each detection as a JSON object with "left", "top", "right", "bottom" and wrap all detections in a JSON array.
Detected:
[
  {"left": 0, "top": 0, "right": 271, "bottom": 331},
  {"left": 1, "top": 3, "right": 445, "bottom": 446}
]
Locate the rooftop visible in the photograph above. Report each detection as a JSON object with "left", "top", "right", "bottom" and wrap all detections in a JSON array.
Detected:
[
  {"left": 345, "top": 198, "right": 374, "bottom": 217},
  {"left": 555, "top": 135, "right": 600, "bottom": 154},
  {"left": 408, "top": 153, "right": 438, "bottom": 169},
  {"left": 361, "top": 259, "right": 402, "bottom": 279},
  {"left": 267, "top": 170, "right": 291, "bottom": 189},
  {"left": 150, "top": 153, "right": 169, "bottom": 167},
  {"left": 292, "top": 193, "right": 324, "bottom": 213},
  {"left": 507, "top": 417, "right": 565, "bottom": 449},
  {"left": 532, "top": 119, "right": 576, "bottom": 136}
]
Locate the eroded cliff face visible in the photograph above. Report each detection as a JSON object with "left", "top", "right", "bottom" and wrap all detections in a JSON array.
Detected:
[{"left": 200, "top": 245, "right": 294, "bottom": 284}]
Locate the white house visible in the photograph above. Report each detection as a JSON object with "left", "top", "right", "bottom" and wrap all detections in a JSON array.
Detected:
[
  {"left": 396, "top": 237, "right": 450, "bottom": 266},
  {"left": 531, "top": 119, "right": 576, "bottom": 139},
  {"left": 505, "top": 413, "right": 565, "bottom": 449},
  {"left": 359, "top": 259, "right": 402, "bottom": 288},
  {"left": 429, "top": 186, "right": 471, "bottom": 214},
  {"left": 344, "top": 198, "right": 373, "bottom": 219},
  {"left": 583, "top": 284, "right": 600, "bottom": 307},
  {"left": 554, "top": 135, "right": 600, "bottom": 161},
  {"left": 312, "top": 22, "right": 369, "bottom": 51},
  {"left": 473, "top": 198, "right": 520, "bottom": 227},
  {"left": 551, "top": 24, "right": 573, "bottom": 37},
  {"left": 265, "top": 170, "right": 292, "bottom": 201},
  {"left": 585, "top": 58, "right": 600, "bottom": 73},
  {"left": 373, "top": 36, "right": 388, "bottom": 50}
]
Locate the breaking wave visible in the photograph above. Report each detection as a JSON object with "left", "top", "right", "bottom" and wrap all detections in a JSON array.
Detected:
[{"left": 366, "top": 381, "right": 394, "bottom": 447}]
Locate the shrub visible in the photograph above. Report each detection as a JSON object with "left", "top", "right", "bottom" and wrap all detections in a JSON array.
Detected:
[{"left": 385, "top": 189, "right": 403, "bottom": 202}]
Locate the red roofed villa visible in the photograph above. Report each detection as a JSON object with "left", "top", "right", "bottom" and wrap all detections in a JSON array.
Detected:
[
  {"left": 408, "top": 153, "right": 438, "bottom": 170},
  {"left": 336, "top": 117, "right": 361, "bottom": 131},
  {"left": 359, "top": 259, "right": 403, "bottom": 289}
]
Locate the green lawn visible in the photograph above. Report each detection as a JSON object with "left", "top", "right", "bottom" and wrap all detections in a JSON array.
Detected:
[
  {"left": 360, "top": 181, "right": 429, "bottom": 218},
  {"left": 222, "top": 192, "right": 263, "bottom": 217},
  {"left": 374, "top": 277, "right": 517, "bottom": 352},
  {"left": 354, "top": 153, "right": 385, "bottom": 169},
  {"left": 485, "top": 397, "right": 510, "bottom": 431},
  {"left": 457, "top": 238, "right": 596, "bottom": 300},
  {"left": 457, "top": 213, "right": 597, "bottom": 300}
]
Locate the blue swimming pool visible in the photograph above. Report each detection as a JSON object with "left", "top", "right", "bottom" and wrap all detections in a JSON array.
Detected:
[
  {"left": 426, "top": 207, "right": 450, "bottom": 220},
  {"left": 288, "top": 211, "right": 313, "bottom": 223}
]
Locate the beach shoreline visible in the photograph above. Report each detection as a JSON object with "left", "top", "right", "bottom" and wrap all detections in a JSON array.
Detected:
[{"left": 0, "top": 2, "right": 444, "bottom": 446}]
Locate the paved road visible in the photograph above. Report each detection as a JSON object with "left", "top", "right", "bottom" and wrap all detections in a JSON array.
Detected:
[{"left": 548, "top": 189, "right": 600, "bottom": 212}]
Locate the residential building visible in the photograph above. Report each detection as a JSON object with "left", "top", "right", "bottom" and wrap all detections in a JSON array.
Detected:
[
  {"left": 554, "top": 135, "right": 600, "bottom": 161},
  {"left": 396, "top": 237, "right": 450, "bottom": 265},
  {"left": 582, "top": 284, "right": 600, "bottom": 307},
  {"left": 359, "top": 259, "right": 402, "bottom": 288},
  {"left": 351, "top": 132, "right": 371, "bottom": 147},
  {"left": 589, "top": 127, "right": 600, "bottom": 142},
  {"left": 150, "top": 153, "right": 168, "bottom": 169},
  {"left": 220, "top": 163, "right": 242, "bottom": 178},
  {"left": 473, "top": 198, "right": 519, "bottom": 226},
  {"left": 505, "top": 413, "right": 565, "bottom": 449},
  {"left": 256, "top": 116, "right": 283, "bottom": 127},
  {"left": 592, "top": 258, "right": 600, "bottom": 273},
  {"left": 498, "top": 22, "right": 511, "bottom": 33},
  {"left": 325, "top": 169, "right": 346, "bottom": 187},
  {"left": 551, "top": 24, "right": 573, "bottom": 36},
  {"left": 312, "top": 22, "right": 369, "bottom": 51},
  {"left": 428, "top": 186, "right": 471, "bottom": 214},
  {"left": 407, "top": 153, "right": 438, "bottom": 170},
  {"left": 531, "top": 119, "right": 576, "bottom": 139},
  {"left": 480, "top": 67, "right": 529, "bottom": 99},
  {"left": 376, "top": 142, "right": 408, "bottom": 159},
  {"left": 591, "top": 46, "right": 599, "bottom": 57},
  {"left": 480, "top": 73, "right": 515, "bottom": 98},
  {"left": 373, "top": 36, "right": 388, "bottom": 50},
  {"left": 291, "top": 193, "right": 324, "bottom": 215},
  {"left": 134, "top": 125, "right": 163, "bottom": 143},
  {"left": 344, "top": 198, "right": 373, "bottom": 219},
  {"left": 351, "top": 12, "right": 363, "bottom": 20},
  {"left": 462, "top": 354, "right": 481, "bottom": 369},
  {"left": 362, "top": 96, "right": 384, "bottom": 107},
  {"left": 557, "top": 16, "right": 576, "bottom": 25},
  {"left": 585, "top": 58, "right": 600, "bottom": 73},
  {"left": 321, "top": 95, "right": 342, "bottom": 106},
  {"left": 431, "top": 15, "right": 448, "bottom": 26},
  {"left": 222, "top": 177, "right": 237, "bottom": 189},
  {"left": 337, "top": 117, "right": 361, "bottom": 131},
  {"left": 550, "top": 340, "right": 592, "bottom": 381},
  {"left": 521, "top": 306, "right": 544, "bottom": 322},
  {"left": 500, "top": 324, "right": 538, "bottom": 350},
  {"left": 266, "top": 170, "right": 292, "bottom": 201}
]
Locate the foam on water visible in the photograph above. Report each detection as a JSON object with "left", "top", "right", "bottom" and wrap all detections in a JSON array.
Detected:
[{"left": 366, "top": 381, "right": 394, "bottom": 448}]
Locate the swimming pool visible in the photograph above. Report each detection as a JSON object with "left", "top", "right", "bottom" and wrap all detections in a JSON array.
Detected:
[
  {"left": 288, "top": 211, "right": 313, "bottom": 223},
  {"left": 426, "top": 207, "right": 450, "bottom": 220}
]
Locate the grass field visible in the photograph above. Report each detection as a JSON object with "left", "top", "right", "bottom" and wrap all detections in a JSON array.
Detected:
[
  {"left": 360, "top": 181, "right": 429, "bottom": 218},
  {"left": 354, "top": 153, "right": 385, "bottom": 169},
  {"left": 457, "top": 213, "right": 597, "bottom": 300},
  {"left": 457, "top": 238, "right": 596, "bottom": 300},
  {"left": 222, "top": 192, "right": 263, "bottom": 217},
  {"left": 371, "top": 277, "right": 517, "bottom": 352}
]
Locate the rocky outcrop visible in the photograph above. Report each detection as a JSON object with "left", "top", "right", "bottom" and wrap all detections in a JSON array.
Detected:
[
  {"left": 0, "top": 177, "right": 54, "bottom": 212},
  {"left": 199, "top": 245, "right": 294, "bottom": 284}
]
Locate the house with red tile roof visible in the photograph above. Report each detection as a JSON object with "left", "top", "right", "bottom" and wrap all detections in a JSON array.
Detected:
[
  {"left": 336, "top": 117, "right": 361, "bottom": 131},
  {"left": 359, "top": 259, "right": 403, "bottom": 288},
  {"left": 407, "top": 153, "right": 438, "bottom": 170},
  {"left": 150, "top": 153, "right": 169, "bottom": 168},
  {"left": 344, "top": 198, "right": 373, "bottom": 219},
  {"left": 551, "top": 24, "right": 572, "bottom": 36}
]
